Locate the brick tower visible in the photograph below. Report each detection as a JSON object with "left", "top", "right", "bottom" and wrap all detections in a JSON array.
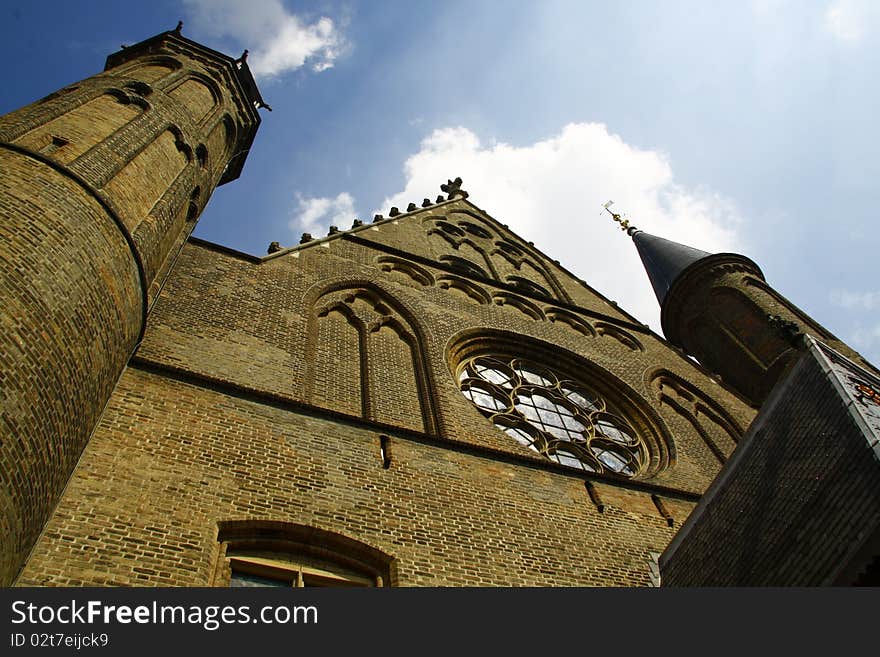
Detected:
[
  {"left": 0, "top": 26, "right": 265, "bottom": 585},
  {"left": 618, "top": 218, "right": 880, "bottom": 585},
  {"left": 629, "top": 228, "right": 870, "bottom": 405}
]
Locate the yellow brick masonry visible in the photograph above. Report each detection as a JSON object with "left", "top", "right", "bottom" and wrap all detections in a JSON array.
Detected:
[
  {"left": 0, "top": 30, "right": 259, "bottom": 585},
  {"left": 19, "top": 199, "right": 756, "bottom": 586}
]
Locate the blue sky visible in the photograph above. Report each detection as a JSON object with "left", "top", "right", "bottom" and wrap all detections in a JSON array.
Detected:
[{"left": 2, "top": 0, "right": 878, "bottom": 365}]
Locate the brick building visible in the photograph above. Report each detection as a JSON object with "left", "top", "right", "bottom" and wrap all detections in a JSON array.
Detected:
[{"left": 1, "top": 28, "right": 877, "bottom": 587}]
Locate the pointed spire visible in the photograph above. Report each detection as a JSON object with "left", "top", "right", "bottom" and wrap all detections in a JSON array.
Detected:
[
  {"left": 632, "top": 232, "right": 711, "bottom": 305},
  {"left": 602, "top": 201, "right": 712, "bottom": 305}
]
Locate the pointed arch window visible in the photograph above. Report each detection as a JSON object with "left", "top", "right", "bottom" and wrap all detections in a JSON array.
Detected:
[{"left": 308, "top": 284, "right": 439, "bottom": 435}]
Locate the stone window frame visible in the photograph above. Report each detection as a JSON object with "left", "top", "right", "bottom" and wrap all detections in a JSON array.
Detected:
[
  {"left": 649, "top": 369, "right": 743, "bottom": 462},
  {"left": 448, "top": 332, "right": 674, "bottom": 478},
  {"left": 437, "top": 275, "right": 492, "bottom": 305},
  {"left": 376, "top": 255, "right": 435, "bottom": 287},
  {"left": 113, "top": 55, "right": 183, "bottom": 87},
  {"left": 430, "top": 219, "right": 466, "bottom": 237},
  {"left": 492, "top": 292, "right": 545, "bottom": 320},
  {"left": 164, "top": 71, "right": 224, "bottom": 127},
  {"left": 545, "top": 308, "right": 597, "bottom": 337},
  {"left": 595, "top": 322, "right": 645, "bottom": 352},
  {"left": 304, "top": 281, "right": 442, "bottom": 436},
  {"left": 457, "top": 221, "right": 493, "bottom": 239},
  {"left": 493, "top": 240, "right": 525, "bottom": 259},
  {"left": 458, "top": 355, "right": 647, "bottom": 476}
]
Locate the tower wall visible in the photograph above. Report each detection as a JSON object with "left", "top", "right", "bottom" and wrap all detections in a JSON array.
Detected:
[
  {"left": 0, "top": 30, "right": 261, "bottom": 585},
  {"left": 661, "top": 254, "right": 868, "bottom": 406}
]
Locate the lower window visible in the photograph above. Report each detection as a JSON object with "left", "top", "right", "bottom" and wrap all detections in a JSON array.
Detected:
[
  {"left": 214, "top": 521, "right": 395, "bottom": 588},
  {"left": 228, "top": 554, "right": 376, "bottom": 587}
]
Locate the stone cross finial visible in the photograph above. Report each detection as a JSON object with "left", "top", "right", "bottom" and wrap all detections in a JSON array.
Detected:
[{"left": 441, "top": 177, "right": 468, "bottom": 200}]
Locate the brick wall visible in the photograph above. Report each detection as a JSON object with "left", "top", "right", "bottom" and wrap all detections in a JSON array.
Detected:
[
  {"left": 19, "top": 200, "right": 757, "bottom": 586},
  {"left": 662, "top": 253, "right": 875, "bottom": 405},
  {"left": 18, "top": 366, "right": 694, "bottom": 586},
  {"left": 661, "top": 346, "right": 880, "bottom": 585}
]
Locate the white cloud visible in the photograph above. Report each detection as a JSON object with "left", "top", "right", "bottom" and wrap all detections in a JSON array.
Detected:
[
  {"left": 825, "top": 0, "right": 880, "bottom": 43},
  {"left": 290, "top": 192, "right": 357, "bottom": 237},
  {"left": 850, "top": 323, "right": 880, "bottom": 354},
  {"left": 374, "top": 123, "right": 743, "bottom": 333},
  {"left": 830, "top": 290, "right": 880, "bottom": 310},
  {"left": 183, "top": 0, "right": 344, "bottom": 76}
]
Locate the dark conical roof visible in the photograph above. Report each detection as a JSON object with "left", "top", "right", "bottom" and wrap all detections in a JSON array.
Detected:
[{"left": 632, "top": 231, "right": 712, "bottom": 305}]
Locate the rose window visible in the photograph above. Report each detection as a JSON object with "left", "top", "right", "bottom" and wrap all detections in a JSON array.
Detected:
[{"left": 458, "top": 356, "right": 647, "bottom": 476}]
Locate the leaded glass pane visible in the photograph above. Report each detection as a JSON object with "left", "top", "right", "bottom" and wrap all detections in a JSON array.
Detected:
[
  {"left": 230, "top": 572, "right": 289, "bottom": 587},
  {"left": 463, "top": 386, "right": 507, "bottom": 413},
  {"left": 500, "top": 424, "right": 540, "bottom": 451},
  {"left": 550, "top": 449, "right": 586, "bottom": 470},
  {"left": 514, "top": 392, "right": 586, "bottom": 440},
  {"left": 561, "top": 384, "right": 602, "bottom": 412},
  {"left": 513, "top": 362, "right": 554, "bottom": 386},
  {"left": 457, "top": 355, "right": 646, "bottom": 477},
  {"left": 473, "top": 360, "right": 515, "bottom": 388},
  {"left": 593, "top": 447, "right": 632, "bottom": 474},
  {"left": 595, "top": 416, "right": 639, "bottom": 446}
]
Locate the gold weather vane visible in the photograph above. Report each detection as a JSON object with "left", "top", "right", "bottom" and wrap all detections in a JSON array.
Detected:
[{"left": 602, "top": 200, "right": 636, "bottom": 232}]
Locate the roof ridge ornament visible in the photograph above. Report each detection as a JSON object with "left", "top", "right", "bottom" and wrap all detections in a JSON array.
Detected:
[
  {"left": 602, "top": 200, "right": 639, "bottom": 236},
  {"left": 441, "top": 177, "right": 468, "bottom": 200}
]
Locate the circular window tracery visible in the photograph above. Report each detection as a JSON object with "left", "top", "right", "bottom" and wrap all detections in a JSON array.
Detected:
[{"left": 457, "top": 356, "right": 647, "bottom": 476}]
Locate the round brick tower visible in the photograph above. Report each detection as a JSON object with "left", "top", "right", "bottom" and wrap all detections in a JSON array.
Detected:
[
  {"left": 0, "top": 26, "right": 266, "bottom": 584},
  {"left": 630, "top": 230, "right": 871, "bottom": 406}
]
